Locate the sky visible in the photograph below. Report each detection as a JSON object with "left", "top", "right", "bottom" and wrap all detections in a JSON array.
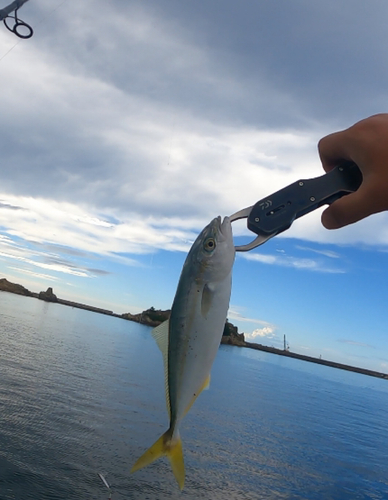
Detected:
[{"left": 0, "top": 0, "right": 388, "bottom": 372}]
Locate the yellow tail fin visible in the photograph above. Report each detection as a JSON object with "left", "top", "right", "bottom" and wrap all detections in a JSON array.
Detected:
[{"left": 131, "top": 430, "right": 185, "bottom": 490}]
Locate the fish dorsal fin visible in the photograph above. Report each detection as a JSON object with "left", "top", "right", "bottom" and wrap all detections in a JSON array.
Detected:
[
  {"left": 152, "top": 320, "right": 171, "bottom": 417},
  {"left": 152, "top": 319, "right": 169, "bottom": 353},
  {"left": 183, "top": 373, "right": 211, "bottom": 417},
  {"left": 201, "top": 283, "right": 215, "bottom": 317}
]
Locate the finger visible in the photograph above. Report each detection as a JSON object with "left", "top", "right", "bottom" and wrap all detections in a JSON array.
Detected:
[
  {"left": 318, "top": 130, "right": 352, "bottom": 173},
  {"left": 321, "top": 183, "right": 378, "bottom": 229}
]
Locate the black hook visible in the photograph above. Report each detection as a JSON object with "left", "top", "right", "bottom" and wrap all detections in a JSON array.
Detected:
[{"left": 3, "top": 7, "right": 33, "bottom": 38}]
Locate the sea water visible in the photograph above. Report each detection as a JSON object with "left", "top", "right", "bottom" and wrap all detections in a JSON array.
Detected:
[{"left": 0, "top": 291, "right": 387, "bottom": 500}]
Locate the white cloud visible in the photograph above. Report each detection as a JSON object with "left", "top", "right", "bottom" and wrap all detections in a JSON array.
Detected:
[
  {"left": 228, "top": 305, "right": 274, "bottom": 327},
  {"left": 0, "top": 249, "right": 89, "bottom": 277},
  {"left": 295, "top": 245, "right": 340, "bottom": 259},
  {"left": 240, "top": 250, "right": 345, "bottom": 274},
  {"left": 279, "top": 208, "right": 388, "bottom": 247},
  {"left": 1, "top": 2, "right": 388, "bottom": 255},
  {"left": 245, "top": 326, "right": 276, "bottom": 340},
  {"left": 8, "top": 267, "right": 60, "bottom": 282},
  {"left": 0, "top": 193, "right": 196, "bottom": 257}
]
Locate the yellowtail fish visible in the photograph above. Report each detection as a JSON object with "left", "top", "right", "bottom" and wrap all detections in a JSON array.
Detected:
[{"left": 131, "top": 216, "right": 235, "bottom": 490}]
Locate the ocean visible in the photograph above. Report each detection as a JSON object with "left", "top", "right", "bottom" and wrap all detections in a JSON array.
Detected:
[{"left": 0, "top": 291, "right": 388, "bottom": 500}]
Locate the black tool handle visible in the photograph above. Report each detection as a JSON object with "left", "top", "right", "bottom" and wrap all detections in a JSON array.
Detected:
[{"left": 247, "top": 161, "right": 363, "bottom": 238}]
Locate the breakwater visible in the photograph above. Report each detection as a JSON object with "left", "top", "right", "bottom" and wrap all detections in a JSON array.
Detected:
[
  {"left": 0, "top": 278, "right": 117, "bottom": 317},
  {"left": 244, "top": 342, "right": 388, "bottom": 380},
  {"left": 55, "top": 298, "right": 115, "bottom": 316}
]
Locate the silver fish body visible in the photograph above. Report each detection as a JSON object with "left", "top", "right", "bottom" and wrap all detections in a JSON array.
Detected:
[{"left": 131, "top": 216, "right": 235, "bottom": 489}]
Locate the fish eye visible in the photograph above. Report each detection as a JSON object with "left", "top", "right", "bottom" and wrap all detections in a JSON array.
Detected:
[{"left": 204, "top": 237, "right": 216, "bottom": 252}]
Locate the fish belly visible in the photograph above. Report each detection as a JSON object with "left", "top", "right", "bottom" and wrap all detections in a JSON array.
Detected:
[{"left": 169, "top": 272, "right": 232, "bottom": 424}]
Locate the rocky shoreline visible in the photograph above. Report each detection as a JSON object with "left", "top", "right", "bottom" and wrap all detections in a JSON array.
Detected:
[
  {"left": 0, "top": 278, "right": 33, "bottom": 297},
  {"left": 1, "top": 277, "right": 387, "bottom": 380}
]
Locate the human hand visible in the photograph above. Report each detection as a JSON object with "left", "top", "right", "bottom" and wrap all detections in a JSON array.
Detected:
[{"left": 318, "top": 113, "right": 388, "bottom": 229}]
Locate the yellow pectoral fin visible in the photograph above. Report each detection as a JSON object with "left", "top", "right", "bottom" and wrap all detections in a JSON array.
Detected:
[
  {"left": 203, "top": 374, "right": 211, "bottom": 391},
  {"left": 131, "top": 430, "right": 185, "bottom": 490},
  {"left": 183, "top": 374, "right": 211, "bottom": 417}
]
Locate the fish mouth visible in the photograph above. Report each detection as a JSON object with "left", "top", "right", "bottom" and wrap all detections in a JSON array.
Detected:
[
  {"left": 219, "top": 215, "right": 231, "bottom": 236},
  {"left": 214, "top": 215, "right": 226, "bottom": 237},
  {"left": 210, "top": 216, "right": 231, "bottom": 238}
]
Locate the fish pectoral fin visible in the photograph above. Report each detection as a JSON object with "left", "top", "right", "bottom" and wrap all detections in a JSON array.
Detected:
[
  {"left": 201, "top": 283, "right": 215, "bottom": 317},
  {"left": 131, "top": 430, "right": 185, "bottom": 490},
  {"left": 183, "top": 373, "right": 211, "bottom": 417}
]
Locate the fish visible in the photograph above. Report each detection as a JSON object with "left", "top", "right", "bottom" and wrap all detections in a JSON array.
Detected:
[{"left": 131, "top": 216, "right": 235, "bottom": 490}]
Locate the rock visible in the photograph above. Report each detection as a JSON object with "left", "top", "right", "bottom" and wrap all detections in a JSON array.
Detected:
[
  {"left": 0, "top": 278, "right": 32, "bottom": 296},
  {"left": 221, "top": 320, "right": 246, "bottom": 346},
  {"left": 122, "top": 307, "right": 171, "bottom": 327},
  {"left": 38, "top": 287, "right": 58, "bottom": 302}
]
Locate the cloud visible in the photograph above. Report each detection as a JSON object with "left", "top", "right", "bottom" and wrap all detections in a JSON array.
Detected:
[
  {"left": 0, "top": 193, "right": 197, "bottom": 256},
  {"left": 0, "top": 0, "right": 387, "bottom": 290},
  {"left": 0, "top": 40, "right": 321, "bottom": 220},
  {"left": 240, "top": 251, "right": 345, "bottom": 274},
  {"left": 337, "top": 339, "right": 375, "bottom": 349},
  {"left": 0, "top": 1, "right": 388, "bottom": 256},
  {"left": 228, "top": 305, "right": 274, "bottom": 326},
  {"left": 245, "top": 327, "right": 276, "bottom": 341},
  {"left": 228, "top": 306, "right": 277, "bottom": 342},
  {"left": 0, "top": 249, "right": 89, "bottom": 277},
  {"left": 8, "top": 267, "right": 60, "bottom": 282},
  {"left": 295, "top": 245, "right": 340, "bottom": 259},
  {"left": 0, "top": 201, "right": 24, "bottom": 210}
]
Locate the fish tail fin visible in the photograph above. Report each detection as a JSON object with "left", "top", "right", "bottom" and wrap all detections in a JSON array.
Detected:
[
  {"left": 168, "top": 433, "right": 184, "bottom": 489},
  {"left": 131, "top": 430, "right": 185, "bottom": 490}
]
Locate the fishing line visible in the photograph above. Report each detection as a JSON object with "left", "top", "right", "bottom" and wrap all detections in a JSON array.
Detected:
[
  {"left": 0, "top": 35, "right": 20, "bottom": 61},
  {"left": 32, "top": 0, "right": 69, "bottom": 29},
  {"left": 166, "top": 117, "right": 176, "bottom": 170}
]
